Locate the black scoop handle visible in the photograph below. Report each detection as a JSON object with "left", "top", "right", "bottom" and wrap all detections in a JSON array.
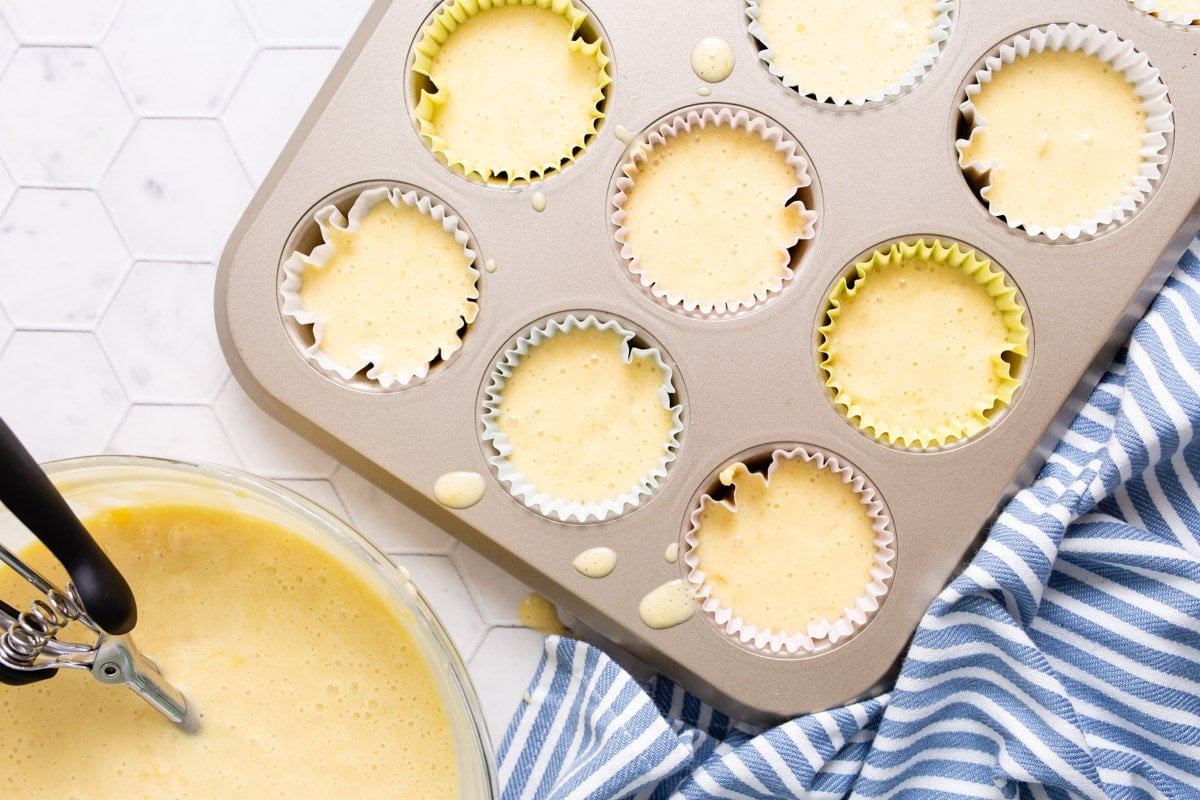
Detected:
[{"left": 0, "top": 417, "right": 136, "bottom": 635}]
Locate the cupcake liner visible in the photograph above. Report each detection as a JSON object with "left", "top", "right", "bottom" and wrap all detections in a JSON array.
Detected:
[
  {"left": 412, "top": 0, "right": 611, "bottom": 184},
  {"left": 280, "top": 185, "right": 479, "bottom": 388},
  {"left": 818, "top": 239, "right": 1028, "bottom": 450},
  {"left": 682, "top": 447, "right": 895, "bottom": 654},
  {"left": 611, "top": 106, "right": 816, "bottom": 317},
  {"left": 481, "top": 315, "right": 683, "bottom": 523},
  {"left": 955, "top": 24, "right": 1173, "bottom": 241},
  {"left": 746, "top": 0, "right": 955, "bottom": 106},
  {"left": 1128, "top": 0, "right": 1200, "bottom": 26}
]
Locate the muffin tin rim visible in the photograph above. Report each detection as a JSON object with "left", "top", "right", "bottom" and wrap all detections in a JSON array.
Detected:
[{"left": 216, "top": 0, "right": 1200, "bottom": 723}]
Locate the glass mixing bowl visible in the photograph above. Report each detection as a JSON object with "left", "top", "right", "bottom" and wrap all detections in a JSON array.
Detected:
[{"left": 0, "top": 455, "right": 498, "bottom": 798}]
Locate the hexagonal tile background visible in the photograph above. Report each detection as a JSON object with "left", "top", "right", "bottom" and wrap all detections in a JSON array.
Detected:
[
  {"left": 103, "top": 0, "right": 255, "bottom": 116},
  {"left": 0, "top": 3, "right": 541, "bottom": 751},
  {"left": 0, "top": 48, "right": 133, "bottom": 185},
  {"left": 0, "top": 305, "right": 11, "bottom": 351},
  {"left": 0, "top": 0, "right": 123, "bottom": 44},
  {"left": 0, "top": 188, "right": 131, "bottom": 327},
  {"left": 0, "top": 159, "right": 14, "bottom": 213}
]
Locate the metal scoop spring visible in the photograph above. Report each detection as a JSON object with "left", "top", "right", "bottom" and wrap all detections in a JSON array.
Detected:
[{"left": 0, "top": 584, "right": 84, "bottom": 665}]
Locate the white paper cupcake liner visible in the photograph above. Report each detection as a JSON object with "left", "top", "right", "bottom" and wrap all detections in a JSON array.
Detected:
[
  {"left": 279, "top": 186, "right": 479, "bottom": 388},
  {"left": 955, "top": 23, "right": 1174, "bottom": 242},
  {"left": 682, "top": 446, "right": 895, "bottom": 654},
  {"left": 746, "top": 0, "right": 955, "bottom": 106},
  {"left": 1128, "top": 0, "right": 1200, "bottom": 26},
  {"left": 481, "top": 314, "right": 683, "bottom": 523},
  {"left": 610, "top": 106, "right": 816, "bottom": 317}
]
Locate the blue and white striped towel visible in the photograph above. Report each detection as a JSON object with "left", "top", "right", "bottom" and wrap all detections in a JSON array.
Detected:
[{"left": 497, "top": 231, "right": 1200, "bottom": 800}]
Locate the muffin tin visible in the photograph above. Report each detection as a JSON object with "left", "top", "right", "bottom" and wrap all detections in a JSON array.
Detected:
[{"left": 215, "top": 0, "right": 1200, "bottom": 723}]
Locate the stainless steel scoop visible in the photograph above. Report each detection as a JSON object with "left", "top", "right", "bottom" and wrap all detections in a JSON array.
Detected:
[{"left": 0, "top": 416, "right": 198, "bottom": 733}]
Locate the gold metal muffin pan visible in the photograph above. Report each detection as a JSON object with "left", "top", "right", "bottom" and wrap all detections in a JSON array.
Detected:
[{"left": 216, "top": 0, "right": 1200, "bottom": 723}]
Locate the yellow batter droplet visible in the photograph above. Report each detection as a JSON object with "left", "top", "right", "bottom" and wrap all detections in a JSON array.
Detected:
[
  {"left": 518, "top": 593, "right": 571, "bottom": 636},
  {"left": 691, "top": 36, "right": 735, "bottom": 83},
  {"left": 433, "top": 471, "right": 486, "bottom": 509},
  {"left": 572, "top": 547, "right": 617, "bottom": 578},
  {"left": 638, "top": 580, "right": 698, "bottom": 630}
]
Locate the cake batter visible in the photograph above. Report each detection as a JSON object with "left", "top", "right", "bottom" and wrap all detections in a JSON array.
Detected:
[
  {"left": 958, "top": 48, "right": 1147, "bottom": 229},
  {"left": 619, "top": 124, "right": 809, "bottom": 312},
  {"left": 0, "top": 504, "right": 458, "bottom": 798},
  {"left": 495, "top": 325, "right": 676, "bottom": 505},
  {"left": 298, "top": 196, "right": 478, "bottom": 384},
  {"left": 691, "top": 458, "right": 878, "bottom": 634}
]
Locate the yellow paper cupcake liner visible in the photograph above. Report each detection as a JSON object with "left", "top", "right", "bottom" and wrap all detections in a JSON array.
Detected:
[
  {"left": 818, "top": 239, "right": 1028, "bottom": 449},
  {"left": 412, "top": 0, "right": 611, "bottom": 185}
]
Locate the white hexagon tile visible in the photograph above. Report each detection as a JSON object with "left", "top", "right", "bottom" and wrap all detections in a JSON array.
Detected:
[
  {"left": 0, "top": 159, "right": 13, "bottom": 213},
  {"left": 0, "top": 304, "right": 12, "bottom": 352},
  {"left": 0, "top": 48, "right": 133, "bottom": 186},
  {"left": 96, "top": 261, "right": 229, "bottom": 403},
  {"left": 223, "top": 47, "right": 342, "bottom": 183},
  {"left": 103, "top": 0, "right": 256, "bottom": 116},
  {"left": 0, "top": 17, "right": 14, "bottom": 70},
  {"left": 0, "top": 188, "right": 131, "bottom": 327},
  {"left": 0, "top": 0, "right": 123, "bottom": 45},
  {"left": 101, "top": 119, "right": 254, "bottom": 262},
  {"left": 237, "top": 0, "right": 375, "bottom": 46},
  {"left": 0, "top": 1, "right": 544, "bottom": 753},
  {"left": 0, "top": 331, "right": 127, "bottom": 459}
]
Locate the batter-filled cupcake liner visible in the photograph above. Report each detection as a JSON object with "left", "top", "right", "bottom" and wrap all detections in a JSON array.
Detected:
[
  {"left": 818, "top": 239, "right": 1028, "bottom": 449},
  {"left": 411, "top": 0, "right": 611, "bottom": 185},
  {"left": 956, "top": 23, "right": 1173, "bottom": 241},
  {"left": 280, "top": 185, "right": 479, "bottom": 389},
  {"left": 611, "top": 106, "right": 816, "bottom": 317},
  {"left": 481, "top": 314, "right": 683, "bottom": 523},
  {"left": 682, "top": 446, "right": 895, "bottom": 654},
  {"left": 746, "top": 0, "right": 955, "bottom": 106},
  {"left": 1127, "top": 0, "right": 1200, "bottom": 26}
]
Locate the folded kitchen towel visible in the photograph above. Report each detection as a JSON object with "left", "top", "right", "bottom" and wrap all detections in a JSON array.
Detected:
[{"left": 497, "top": 231, "right": 1200, "bottom": 800}]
